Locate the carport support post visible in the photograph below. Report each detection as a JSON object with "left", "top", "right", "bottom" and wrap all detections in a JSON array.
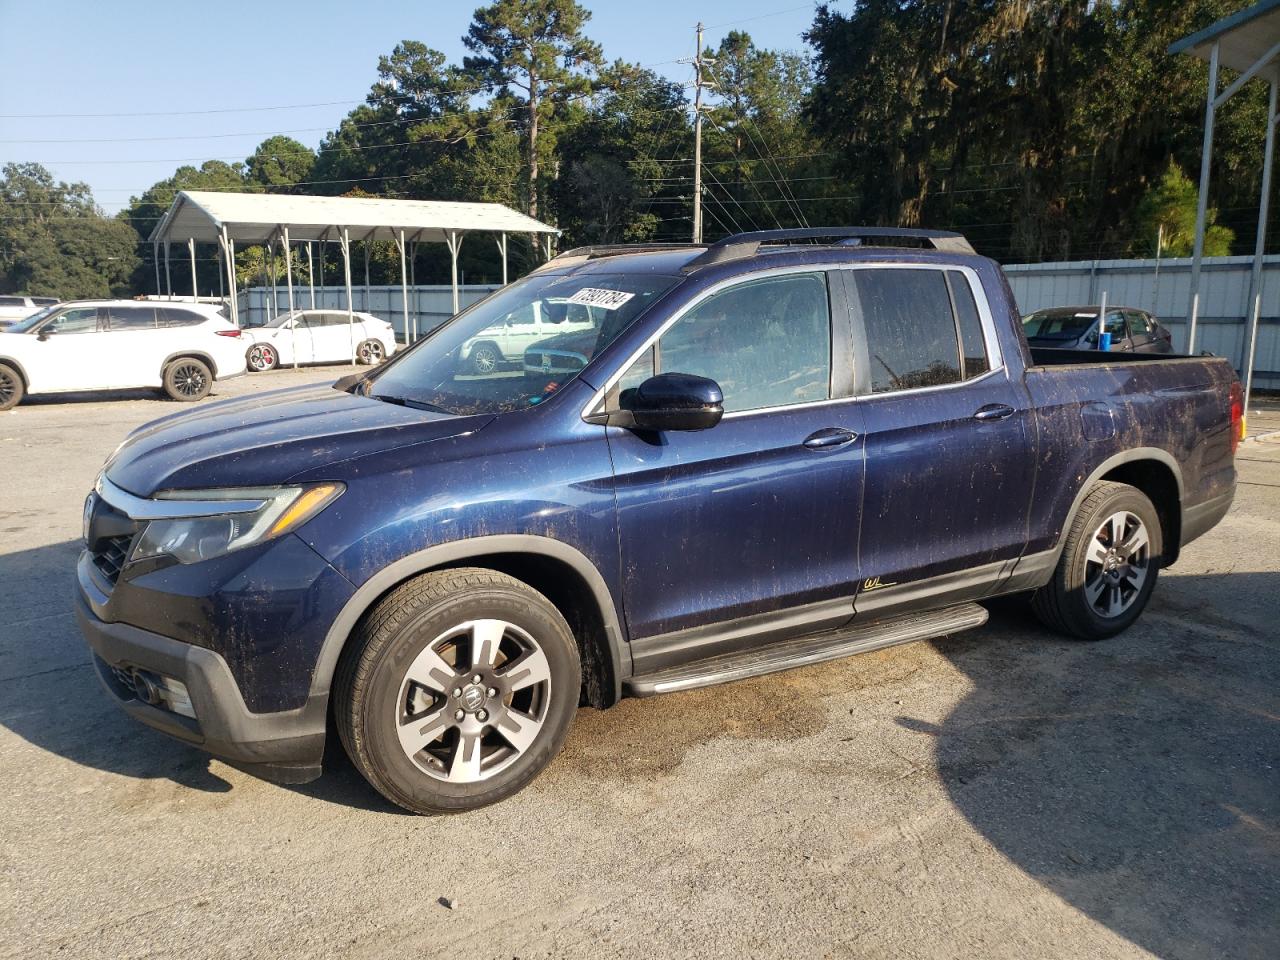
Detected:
[
  {"left": 1187, "top": 40, "right": 1220, "bottom": 355},
  {"left": 163, "top": 241, "right": 172, "bottom": 298},
  {"left": 153, "top": 241, "right": 161, "bottom": 297},
  {"left": 341, "top": 227, "right": 356, "bottom": 366},
  {"left": 396, "top": 229, "right": 410, "bottom": 344},
  {"left": 188, "top": 238, "right": 197, "bottom": 300},
  {"left": 1243, "top": 78, "right": 1278, "bottom": 417},
  {"left": 283, "top": 227, "right": 298, "bottom": 370},
  {"left": 218, "top": 226, "right": 239, "bottom": 328},
  {"left": 497, "top": 232, "right": 508, "bottom": 285},
  {"left": 448, "top": 230, "right": 463, "bottom": 315},
  {"left": 306, "top": 242, "right": 316, "bottom": 309}
]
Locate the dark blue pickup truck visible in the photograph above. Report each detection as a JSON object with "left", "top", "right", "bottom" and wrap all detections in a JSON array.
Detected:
[{"left": 76, "top": 228, "right": 1242, "bottom": 813}]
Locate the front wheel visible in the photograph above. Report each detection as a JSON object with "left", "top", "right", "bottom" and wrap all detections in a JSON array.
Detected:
[
  {"left": 1031, "top": 480, "right": 1162, "bottom": 640},
  {"left": 162, "top": 358, "right": 213, "bottom": 402},
  {"left": 335, "top": 568, "right": 580, "bottom": 814},
  {"left": 469, "top": 343, "right": 500, "bottom": 375},
  {"left": 0, "top": 362, "right": 23, "bottom": 411},
  {"left": 356, "top": 339, "right": 385, "bottom": 365}
]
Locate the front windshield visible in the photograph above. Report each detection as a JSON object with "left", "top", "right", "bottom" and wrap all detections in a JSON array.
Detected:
[
  {"left": 5, "top": 305, "right": 60, "bottom": 334},
  {"left": 365, "top": 271, "right": 680, "bottom": 416}
]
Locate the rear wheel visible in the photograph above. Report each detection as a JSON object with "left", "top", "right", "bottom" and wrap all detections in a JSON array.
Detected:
[
  {"left": 1031, "top": 480, "right": 1162, "bottom": 640},
  {"left": 0, "top": 363, "right": 23, "bottom": 411},
  {"left": 357, "top": 339, "right": 385, "bottom": 365},
  {"left": 335, "top": 568, "right": 580, "bottom": 814},
  {"left": 162, "top": 357, "right": 213, "bottom": 402},
  {"left": 246, "top": 343, "right": 277, "bottom": 372}
]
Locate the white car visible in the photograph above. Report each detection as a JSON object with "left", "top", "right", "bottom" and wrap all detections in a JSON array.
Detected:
[
  {"left": 0, "top": 300, "right": 246, "bottom": 411},
  {"left": 240, "top": 309, "right": 397, "bottom": 371},
  {"left": 461, "top": 299, "right": 599, "bottom": 375},
  {"left": 0, "top": 295, "right": 59, "bottom": 329}
]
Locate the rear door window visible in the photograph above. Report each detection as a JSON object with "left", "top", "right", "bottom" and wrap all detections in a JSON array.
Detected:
[
  {"left": 157, "top": 307, "right": 206, "bottom": 327},
  {"left": 851, "top": 269, "right": 961, "bottom": 393},
  {"left": 0, "top": 296, "right": 25, "bottom": 307},
  {"left": 107, "top": 305, "right": 158, "bottom": 331}
]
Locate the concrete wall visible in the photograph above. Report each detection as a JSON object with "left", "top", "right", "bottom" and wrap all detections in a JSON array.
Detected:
[
  {"left": 238, "top": 284, "right": 501, "bottom": 341},
  {"left": 1004, "top": 255, "right": 1280, "bottom": 389}
]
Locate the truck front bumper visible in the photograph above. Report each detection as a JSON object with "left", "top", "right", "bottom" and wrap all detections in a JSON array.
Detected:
[{"left": 75, "top": 589, "right": 327, "bottom": 784}]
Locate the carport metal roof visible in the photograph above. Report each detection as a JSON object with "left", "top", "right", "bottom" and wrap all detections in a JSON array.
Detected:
[
  {"left": 147, "top": 190, "right": 557, "bottom": 245},
  {"left": 1171, "top": 0, "right": 1280, "bottom": 414},
  {"left": 147, "top": 191, "right": 558, "bottom": 345}
]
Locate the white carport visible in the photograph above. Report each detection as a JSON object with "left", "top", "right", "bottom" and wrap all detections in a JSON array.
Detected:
[
  {"left": 147, "top": 191, "right": 557, "bottom": 365},
  {"left": 1171, "top": 0, "right": 1280, "bottom": 412}
]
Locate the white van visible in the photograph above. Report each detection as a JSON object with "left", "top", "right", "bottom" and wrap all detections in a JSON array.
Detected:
[
  {"left": 0, "top": 295, "right": 59, "bottom": 328},
  {"left": 0, "top": 300, "right": 247, "bottom": 410}
]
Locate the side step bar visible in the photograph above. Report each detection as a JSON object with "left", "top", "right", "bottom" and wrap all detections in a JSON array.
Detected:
[{"left": 624, "top": 603, "right": 988, "bottom": 697}]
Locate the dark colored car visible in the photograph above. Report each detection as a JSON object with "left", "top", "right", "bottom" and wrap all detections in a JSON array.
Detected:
[
  {"left": 1022, "top": 305, "right": 1175, "bottom": 353},
  {"left": 76, "top": 228, "right": 1241, "bottom": 814}
]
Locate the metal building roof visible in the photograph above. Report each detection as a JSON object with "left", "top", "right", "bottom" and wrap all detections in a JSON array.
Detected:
[
  {"left": 1169, "top": 0, "right": 1280, "bottom": 73},
  {"left": 148, "top": 190, "right": 558, "bottom": 244}
]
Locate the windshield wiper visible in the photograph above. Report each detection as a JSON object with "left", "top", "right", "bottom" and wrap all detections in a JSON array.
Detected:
[{"left": 369, "top": 394, "right": 453, "bottom": 414}]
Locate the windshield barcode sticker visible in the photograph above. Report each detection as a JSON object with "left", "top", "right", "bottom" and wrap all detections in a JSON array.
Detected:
[{"left": 566, "top": 288, "right": 635, "bottom": 310}]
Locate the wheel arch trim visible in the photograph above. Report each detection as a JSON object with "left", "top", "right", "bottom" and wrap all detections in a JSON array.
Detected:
[
  {"left": 160, "top": 350, "right": 219, "bottom": 380},
  {"left": 308, "top": 534, "right": 628, "bottom": 703},
  {"left": 0, "top": 355, "right": 31, "bottom": 388}
]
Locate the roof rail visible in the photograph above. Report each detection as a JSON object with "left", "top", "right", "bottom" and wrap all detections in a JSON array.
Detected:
[{"left": 681, "top": 227, "right": 975, "bottom": 272}]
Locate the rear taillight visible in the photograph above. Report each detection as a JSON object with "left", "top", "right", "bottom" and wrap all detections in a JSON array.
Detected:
[
  {"left": 1229, "top": 381, "right": 1244, "bottom": 455},
  {"left": 215, "top": 329, "right": 242, "bottom": 338}
]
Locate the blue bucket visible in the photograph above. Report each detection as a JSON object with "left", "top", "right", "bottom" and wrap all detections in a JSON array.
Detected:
[{"left": 1098, "top": 331, "right": 1112, "bottom": 352}]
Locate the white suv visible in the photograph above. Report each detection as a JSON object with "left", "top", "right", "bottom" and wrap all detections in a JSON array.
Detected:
[
  {"left": 240, "top": 310, "right": 397, "bottom": 371},
  {"left": 0, "top": 300, "right": 247, "bottom": 411},
  {"left": 0, "top": 295, "right": 59, "bottom": 328},
  {"left": 460, "top": 299, "right": 599, "bottom": 375}
]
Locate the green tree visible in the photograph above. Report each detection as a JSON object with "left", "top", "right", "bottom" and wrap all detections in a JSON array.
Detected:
[
  {"left": 246, "top": 135, "right": 316, "bottom": 191},
  {"left": 1134, "top": 160, "right": 1234, "bottom": 256},
  {"left": 0, "top": 163, "right": 139, "bottom": 298},
  {"left": 462, "top": 0, "right": 603, "bottom": 225}
]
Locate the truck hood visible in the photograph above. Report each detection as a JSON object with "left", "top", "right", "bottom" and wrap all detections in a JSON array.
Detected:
[{"left": 104, "top": 383, "right": 494, "bottom": 497}]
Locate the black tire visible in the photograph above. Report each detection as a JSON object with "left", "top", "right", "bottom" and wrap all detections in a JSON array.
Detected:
[
  {"left": 335, "top": 568, "right": 580, "bottom": 814},
  {"left": 162, "top": 357, "right": 213, "bottom": 402},
  {"left": 1031, "top": 480, "right": 1162, "bottom": 640},
  {"left": 0, "top": 362, "right": 23, "bottom": 411},
  {"left": 356, "top": 339, "right": 385, "bottom": 365},
  {"left": 469, "top": 342, "right": 500, "bottom": 375},
  {"left": 246, "top": 343, "right": 277, "bottom": 372}
]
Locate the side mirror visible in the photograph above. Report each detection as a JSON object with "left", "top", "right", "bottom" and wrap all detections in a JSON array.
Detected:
[
  {"left": 612, "top": 372, "right": 724, "bottom": 431},
  {"left": 37, "top": 329, "right": 54, "bottom": 341}
]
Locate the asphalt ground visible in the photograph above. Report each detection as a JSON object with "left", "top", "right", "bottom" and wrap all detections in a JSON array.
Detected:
[{"left": 1, "top": 368, "right": 1277, "bottom": 959}]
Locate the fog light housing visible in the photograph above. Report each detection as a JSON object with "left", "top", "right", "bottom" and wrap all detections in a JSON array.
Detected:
[{"left": 131, "top": 669, "right": 195, "bottom": 719}]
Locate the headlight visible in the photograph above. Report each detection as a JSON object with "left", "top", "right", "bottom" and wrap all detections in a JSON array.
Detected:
[{"left": 130, "top": 483, "right": 344, "bottom": 565}]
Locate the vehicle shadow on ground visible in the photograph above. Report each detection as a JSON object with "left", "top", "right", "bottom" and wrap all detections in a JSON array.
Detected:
[
  {"left": 0, "top": 539, "right": 402, "bottom": 811},
  {"left": 919, "top": 577, "right": 1280, "bottom": 959}
]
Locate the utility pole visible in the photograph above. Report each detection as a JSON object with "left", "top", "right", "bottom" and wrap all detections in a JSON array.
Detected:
[{"left": 686, "top": 23, "right": 714, "bottom": 244}]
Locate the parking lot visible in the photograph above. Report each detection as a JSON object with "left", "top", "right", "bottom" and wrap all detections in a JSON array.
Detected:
[{"left": 2, "top": 370, "right": 1277, "bottom": 960}]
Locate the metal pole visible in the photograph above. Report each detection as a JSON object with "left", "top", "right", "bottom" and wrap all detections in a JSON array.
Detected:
[
  {"left": 284, "top": 228, "right": 298, "bottom": 370},
  {"left": 220, "top": 226, "right": 239, "bottom": 328},
  {"left": 153, "top": 241, "right": 161, "bottom": 296},
  {"left": 216, "top": 243, "right": 224, "bottom": 302},
  {"left": 306, "top": 241, "right": 316, "bottom": 309},
  {"left": 188, "top": 237, "right": 197, "bottom": 300},
  {"left": 163, "top": 241, "right": 172, "bottom": 297},
  {"left": 693, "top": 21, "right": 705, "bottom": 244},
  {"left": 363, "top": 242, "right": 370, "bottom": 315},
  {"left": 1098, "top": 290, "right": 1109, "bottom": 350},
  {"left": 397, "top": 229, "right": 410, "bottom": 345},
  {"left": 449, "top": 230, "right": 461, "bottom": 315},
  {"left": 1153, "top": 223, "right": 1163, "bottom": 312},
  {"left": 1187, "top": 40, "right": 1221, "bottom": 354},
  {"left": 497, "top": 232, "right": 508, "bottom": 285},
  {"left": 342, "top": 228, "right": 356, "bottom": 366},
  {"left": 1244, "top": 78, "right": 1278, "bottom": 417},
  {"left": 410, "top": 240, "right": 418, "bottom": 341}
]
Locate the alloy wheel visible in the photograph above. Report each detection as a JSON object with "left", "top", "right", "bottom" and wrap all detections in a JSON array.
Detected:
[
  {"left": 0, "top": 369, "right": 16, "bottom": 406},
  {"left": 359, "top": 341, "right": 384, "bottom": 363},
  {"left": 172, "top": 363, "right": 208, "bottom": 397},
  {"left": 471, "top": 346, "right": 498, "bottom": 375},
  {"left": 395, "top": 619, "right": 552, "bottom": 783},
  {"left": 1084, "top": 511, "right": 1150, "bottom": 618},
  {"left": 248, "top": 344, "right": 275, "bottom": 371}
]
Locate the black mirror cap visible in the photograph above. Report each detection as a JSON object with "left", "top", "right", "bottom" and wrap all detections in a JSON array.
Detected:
[{"left": 614, "top": 372, "right": 724, "bottom": 431}]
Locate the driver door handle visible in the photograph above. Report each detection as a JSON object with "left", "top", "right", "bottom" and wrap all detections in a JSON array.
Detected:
[
  {"left": 803, "top": 427, "right": 858, "bottom": 449},
  {"left": 973, "top": 403, "right": 1015, "bottom": 422}
]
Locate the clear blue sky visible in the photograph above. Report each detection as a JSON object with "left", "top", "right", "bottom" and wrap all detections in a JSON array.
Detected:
[{"left": 0, "top": 0, "right": 830, "bottom": 213}]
